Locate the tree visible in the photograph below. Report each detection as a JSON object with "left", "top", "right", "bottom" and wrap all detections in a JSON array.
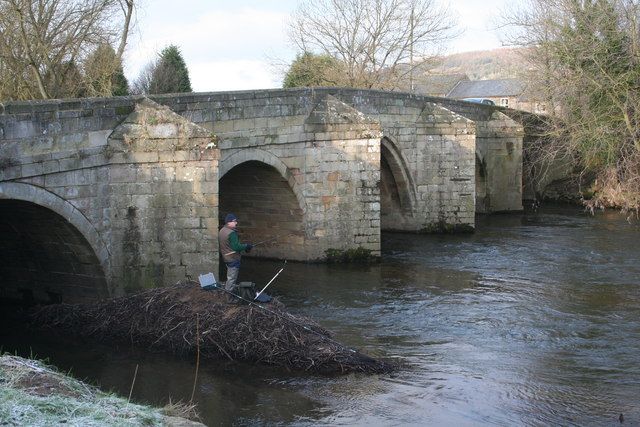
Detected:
[
  {"left": 130, "top": 61, "right": 155, "bottom": 95},
  {"left": 282, "top": 52, "right": 345, "bottom": 88},
  {"left": 115, "top": 0, "right": 134, "bottom": 61},
  {"left": 148, "top": 45, "right": 192, "bottom": 94},
  {"left": 84, "top": 44, "right": 129, "bottom": 97},
  {"left": 287, "top": 0, "right": 458, "bottom": 90},
  {"left": 502, "top": 0, "right": 640, "bottom": 211},
  {"left": 0, "top": 0, "right": 135, "bottom": 100}
]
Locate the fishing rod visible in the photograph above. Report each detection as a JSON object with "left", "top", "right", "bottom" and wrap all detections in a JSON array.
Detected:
[
  {"left": 255, "top": 260, "right": 286, "bottom": 300},
  {"left": 223, "top": 236, "right": 278, "bottom": 256}
]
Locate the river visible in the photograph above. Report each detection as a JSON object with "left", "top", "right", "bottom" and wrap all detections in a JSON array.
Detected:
[{"left": 2, "top": 205, "right": 639, "bottom": 426}]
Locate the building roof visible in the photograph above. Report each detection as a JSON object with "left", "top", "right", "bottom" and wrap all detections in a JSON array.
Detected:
[
  {"left": 447, "top": 78, "right": 526, "bottom": 98},
  {"left": 413, "top": 73, "right": 469, "bottom": 96}
]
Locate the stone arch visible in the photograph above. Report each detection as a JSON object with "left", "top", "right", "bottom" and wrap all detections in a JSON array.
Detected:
[
  {"left": 220, "top": 148, "right": 307, "bottom": 213},
  {"left": 0, "top": 182, "right": 110, "bottom": 302},
  {"left": 218, "top": 149, "right": 307, "bottom": 261},
  {"left": 380, "top": 136, "right": 417, "bottom": 214}
]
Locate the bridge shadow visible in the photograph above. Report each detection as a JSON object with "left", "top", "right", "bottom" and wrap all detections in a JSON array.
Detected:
[
  {"left": 0, "top": 199, "right": 108, "bottom": 306},
  {"left": 219, "top": 160, "right": 305, "bottom": 266}
]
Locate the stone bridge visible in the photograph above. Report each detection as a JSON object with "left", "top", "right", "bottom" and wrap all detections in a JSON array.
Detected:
[{"left": 0, "top": 88, "right": 523, "bottom": 303}]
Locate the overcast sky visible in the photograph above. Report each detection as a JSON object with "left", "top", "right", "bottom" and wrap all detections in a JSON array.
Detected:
[{"left": 123, "top": 0, "right": 517, "bottom": 92}]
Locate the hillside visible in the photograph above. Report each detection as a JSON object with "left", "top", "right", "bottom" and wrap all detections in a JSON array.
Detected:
[{"left": 431, "top": 47, "right": 529, "bottom": 80}]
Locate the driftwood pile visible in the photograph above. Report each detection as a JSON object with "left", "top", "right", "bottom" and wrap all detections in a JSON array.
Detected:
[{"left": 30, "top": 282, "right": 392, "bottom": 374}]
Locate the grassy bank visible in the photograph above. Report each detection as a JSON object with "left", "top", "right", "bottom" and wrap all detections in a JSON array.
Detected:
[{"left": 0, "top": 355, "right": 202, "bottom": 426}]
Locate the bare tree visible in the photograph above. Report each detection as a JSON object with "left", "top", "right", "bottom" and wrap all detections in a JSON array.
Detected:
[
  {"left": 130, "top": 60, "right": 154, "bottom": 95},
  {"left": 116, "top": 0, "right": 134, "bottom": 61},
  {"left": 288, "top": 0, "right": 458, "bottom": 90},
  {"left": 502, "top": 0, "right": 640, "bottom": 212},
  {"left": 0, "top": 0, "right": 135, "bottom": 100}
]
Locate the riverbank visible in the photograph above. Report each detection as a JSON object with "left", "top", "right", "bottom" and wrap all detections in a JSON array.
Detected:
[{"left": 0, "top": 355, "right": 203, "bottom": 426}]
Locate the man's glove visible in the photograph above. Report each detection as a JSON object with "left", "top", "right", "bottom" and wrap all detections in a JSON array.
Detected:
[{"left": 245, "top": 243, "right": 253, "bottom": 252}]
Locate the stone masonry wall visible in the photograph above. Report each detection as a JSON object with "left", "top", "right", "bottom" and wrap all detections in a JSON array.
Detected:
[
  {"left": 302, "top": 95, "right": 381, "bottom": 257},
  {"left": 0, "top": 88, "right": 525, "bottom": 299},
  {"left": 154, "top": 89, "right": 481, "bottom": 233},
  {"left": 213, "top": 94, "right": 381, "bottom": 260},
  {"left": 0, "top": 98, "right": 133, "bottom": 300},
  {"left": 475, "top": 111, "right": 524, "bottom": 212},
  {"left": 0, "top": 97, "right": 220, "bottom": 300},
  {"left": 324, "top": 92, "right": 476, "bottom": 231},
  {"left": 107, "top": 99, "right": 219, "bottom": 293}
]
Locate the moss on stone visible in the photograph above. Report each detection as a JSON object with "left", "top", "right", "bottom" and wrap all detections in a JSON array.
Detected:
[
  {"left": 115, "top": 105, "right": 135, "bottom": 116},
  {"left": 325, "top": 247, "right": 377, "bottom": 263},
  {"left": 420, "top": 221, "right": 474, "bottom": 234}
]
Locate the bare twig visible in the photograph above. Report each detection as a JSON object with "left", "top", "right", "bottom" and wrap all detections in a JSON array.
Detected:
[
  {"left": 190, "top": 314, "right": 200, "bottom": 403},
  {"left": 127, "top": 364, "right": 138, "bottom": 403}
]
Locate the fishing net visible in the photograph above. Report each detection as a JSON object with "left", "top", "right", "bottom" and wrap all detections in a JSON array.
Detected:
[{"left": 30, "top": 282, "right": 393, "bottom": 374}]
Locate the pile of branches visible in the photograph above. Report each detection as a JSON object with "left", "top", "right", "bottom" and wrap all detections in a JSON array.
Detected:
[{"left": 30, "top": 282, "right": 392, "bottom": 375}]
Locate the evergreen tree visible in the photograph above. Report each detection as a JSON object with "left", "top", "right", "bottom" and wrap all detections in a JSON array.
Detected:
[
  {"left": 111, "top": 66, "right": 129, "bottom": 96},
  {"left": 149, "top": 45, "right": 192, "bottom": 94}
]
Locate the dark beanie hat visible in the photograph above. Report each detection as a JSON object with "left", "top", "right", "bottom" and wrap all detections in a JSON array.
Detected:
[{"left": 225, "top": 213, "right": 237, "bottom": 223}]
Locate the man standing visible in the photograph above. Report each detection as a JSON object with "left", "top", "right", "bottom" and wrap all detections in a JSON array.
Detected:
[{"left": 218, "top": 213, "right": 253, "bottom": 296}]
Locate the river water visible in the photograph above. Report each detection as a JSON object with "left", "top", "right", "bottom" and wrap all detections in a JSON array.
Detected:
[{"left": 2, "top": 205, "right": 639, "bottom": 426}]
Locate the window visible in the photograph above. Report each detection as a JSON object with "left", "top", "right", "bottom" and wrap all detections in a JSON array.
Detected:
[{"left": 500, "top": 98, "right": 509, "bottom": 107}]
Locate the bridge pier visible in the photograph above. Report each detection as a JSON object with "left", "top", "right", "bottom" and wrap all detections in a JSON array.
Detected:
[
  {"left": 475, "top": 111, "right": 524, "bottom": 213},
  {"left": 106, "top": 99, "right": 220, "bottom": 294},
  {"left": 215, "top": 94, "right": 382, "bottom": 261}
]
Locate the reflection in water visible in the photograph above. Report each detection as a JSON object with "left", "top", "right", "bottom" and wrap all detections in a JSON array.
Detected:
[{"left": 1, "top": 206, "right": 639, "bottom": 425}]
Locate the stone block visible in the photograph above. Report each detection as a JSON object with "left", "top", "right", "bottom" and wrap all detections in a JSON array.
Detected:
[
  {"left": 166, "top": 216, "right": 201, "bottom": 229},
  {"left": 149, "top": 194, "right": 176, "bottom": 209},
  {"left": 110, "top": 165, "right": 137, "bottom": 183},
  {"left": 131, "top": 152, "right": 159, "bottom": 163},
  {"left": 21, "top": 162, "right": 44, "bottom": 176},
  {"left": 69, "top": 197, "right": 91, "bottom": 212},
  {"left": 200, "top": 217, "right": 220, "bottom": 231},
  {"left": 180, "top": 251, "right": 209, "bottom": 268},
  {"left": 169, "top": 181, "right": 194, "bottom": 194},
  {"left": 0, "top": 166, "right": 22, "bottom": 181}
]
